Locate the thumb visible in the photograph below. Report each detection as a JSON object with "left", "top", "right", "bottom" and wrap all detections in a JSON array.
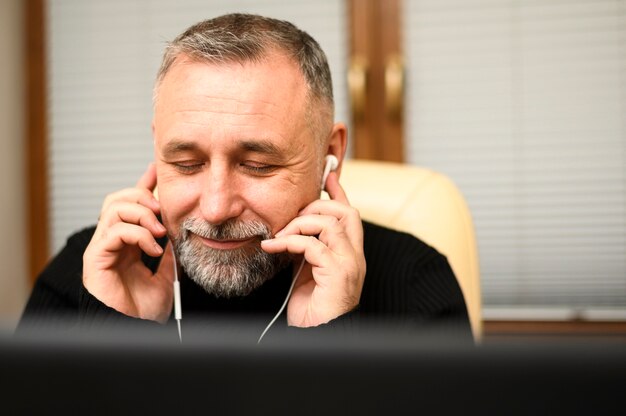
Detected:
[{"left": 324, "top": 171, "right": 350, "bottom": 205}]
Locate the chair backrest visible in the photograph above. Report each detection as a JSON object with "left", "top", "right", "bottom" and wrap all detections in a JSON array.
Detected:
[{"left": 339, "top": 159, "right": 482, "bottom": 341}]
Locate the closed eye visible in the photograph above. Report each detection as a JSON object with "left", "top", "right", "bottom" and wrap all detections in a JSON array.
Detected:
[
  {"left": 240, "top": 162, "right": 277, "bottom": 175},
  {"left": 171, "top": 162, "right": 204, "bottom": 174}
]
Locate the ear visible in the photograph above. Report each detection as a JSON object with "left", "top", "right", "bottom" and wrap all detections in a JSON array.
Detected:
[{"left": 325, "top": 122, "right": 348, "bottom": 179}]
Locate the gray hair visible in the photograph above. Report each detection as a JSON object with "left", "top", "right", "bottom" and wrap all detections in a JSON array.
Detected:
[{"left": 154, "top": 13, "right": 334, "bottom": 141}]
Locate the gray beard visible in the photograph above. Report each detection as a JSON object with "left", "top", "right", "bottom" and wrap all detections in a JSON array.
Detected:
[{"left": 172, "top": 218, "right": 290, "bottom": 298}]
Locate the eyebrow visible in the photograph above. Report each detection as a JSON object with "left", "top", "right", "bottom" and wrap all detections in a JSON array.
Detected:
[
  {"left": 238, "top": 139, "right": 282, "bottom": 156},
  {"left": 162, "top": 140, "right": 200, "bottom": 157},
  {"left": 161, "top": 138, "right": 284, "bottom": 157}
]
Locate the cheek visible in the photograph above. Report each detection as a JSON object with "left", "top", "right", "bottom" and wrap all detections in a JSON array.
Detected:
[
  {"left": 245, "top": 177, "right": 319, "bottom": 234},
  {"left": 157, "top": 176, "right": 199, "bottom": 233}
]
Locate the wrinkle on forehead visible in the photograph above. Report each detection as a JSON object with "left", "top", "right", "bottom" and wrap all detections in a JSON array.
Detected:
[
  {"left": 169, "top": 108, "right": 286, "bottom": 127},
  {"left": 157, "top": 91, "right": 303, "bottom": 135},
  {"left": 156, "top": 53, "right": 308, "bottom": 107}
]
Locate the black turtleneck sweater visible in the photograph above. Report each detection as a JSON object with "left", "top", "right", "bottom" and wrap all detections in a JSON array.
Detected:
[{"left": 17, "top": 221, "right": 472, "bottom": 343}]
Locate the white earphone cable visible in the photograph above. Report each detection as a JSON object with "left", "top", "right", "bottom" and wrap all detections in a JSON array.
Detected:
[
  {"left": 257, "top": 257, "right": 306, "bottom": 344},
  {"left": 171, "top": 244, "right": 182, "bottom": 343}
]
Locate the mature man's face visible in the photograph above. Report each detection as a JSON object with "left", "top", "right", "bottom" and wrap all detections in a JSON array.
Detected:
[{"left": 152, "top": 52, "right": 323, "bottom": 296}]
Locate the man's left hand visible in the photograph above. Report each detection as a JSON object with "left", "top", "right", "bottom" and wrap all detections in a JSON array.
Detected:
[{"left": 261, "top": 171, "right": 366, "bottom": 327}]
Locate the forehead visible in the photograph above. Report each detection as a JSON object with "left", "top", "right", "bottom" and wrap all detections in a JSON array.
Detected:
[{"left": 154, "top": 53, "right": 310, "bottom": 138}]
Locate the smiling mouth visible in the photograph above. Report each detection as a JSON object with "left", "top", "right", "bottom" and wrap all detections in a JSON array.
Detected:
[{"left": 193, "top": 233, "right": 257, "bottom": 250}]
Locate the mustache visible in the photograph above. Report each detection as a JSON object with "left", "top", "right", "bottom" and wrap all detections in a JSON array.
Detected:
[{"left": 180, "top": 218, "right": 272, "bottom": 241}]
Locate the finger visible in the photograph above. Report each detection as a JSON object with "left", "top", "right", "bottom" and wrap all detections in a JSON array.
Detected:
[
  {"left": 98, "top": 222, "right": 164, "bottom": 257},
  {"left": 100, "top": 201, "right": 166, "bottom": 236},
  {"left": 299, "top": 198, "right": 361, "bottom": 221},
  {"left": 261, "top": 235, "right": 332, "bottom": 268},
  {"left": 136, "top": 163, "right": 157, "bottom": 190},
  {"left": 101, "top": 187, "right": 160, "bottom": 216},
  {"left": 324, "top": 171, "right": 350, "bottom": 204},
  {"left": 275, "top": 214, "right": 356, "bottom": 255},
  {"left": 277, "top": 214, "right": 337, "bottom": 237},
  {"left": 155, "top": 241, "right": 176, "bottom": 284},
  {"left": 275, "top": 211, "right": 360, "bottom": 244},
  {"left": 297, "top": 201, "right": 363, "bottom": 248}
]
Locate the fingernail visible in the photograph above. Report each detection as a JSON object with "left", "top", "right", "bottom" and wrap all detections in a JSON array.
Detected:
[
  {"left": 153, "top": 242, "right": 163, "bottom": 254},
  {"left": 155, "top": 221, "right": 166, "bottom": 232}
]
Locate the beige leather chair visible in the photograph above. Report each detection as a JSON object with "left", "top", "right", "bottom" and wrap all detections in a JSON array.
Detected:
[{"left": 339, "top": 159, "right": 482, "bottom": 341}]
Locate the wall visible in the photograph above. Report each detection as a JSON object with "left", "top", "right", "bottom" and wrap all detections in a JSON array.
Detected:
[
  {"left": 0, "top": 0, "right": 28, "bottom": 330},
  {"left": 405, "top": 0, "right": 626, "bottom": 314}
]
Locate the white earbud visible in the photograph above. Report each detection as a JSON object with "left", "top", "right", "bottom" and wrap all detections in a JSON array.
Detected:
[{"left": 321, "top": 155, "right": 339, "bottom": 190}]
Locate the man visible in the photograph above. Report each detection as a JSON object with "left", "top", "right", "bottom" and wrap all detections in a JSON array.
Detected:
[{"left": 19, "top": 14, "right": 471, "bottom": 343}]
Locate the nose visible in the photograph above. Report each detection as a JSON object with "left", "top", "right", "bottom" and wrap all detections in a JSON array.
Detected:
[{"left": 198, "top": 163, "right": 245, "bottom": 225}]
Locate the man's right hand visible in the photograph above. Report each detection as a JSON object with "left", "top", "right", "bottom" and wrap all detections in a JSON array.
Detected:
[{"left": 82, "top": 163, "right": 175, "bottom": 323}]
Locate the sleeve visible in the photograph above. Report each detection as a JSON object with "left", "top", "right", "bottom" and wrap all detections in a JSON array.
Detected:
[
  {"left": 16, "top": 227, "right": 96, "bottom": 334},
  {"left": 77, "top": 283, "right": 163, "bottom": 333},
  {"left": 16, "top": 226, "right": 162, "bottom": 336}
]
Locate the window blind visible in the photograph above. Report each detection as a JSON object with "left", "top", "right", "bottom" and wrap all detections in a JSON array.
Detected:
[
  {"left": 405, "top": 0, "right": 626, "bottom": 312},
  {"left": 47, "top": 0, "right": 348, "bottom": 253}
]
